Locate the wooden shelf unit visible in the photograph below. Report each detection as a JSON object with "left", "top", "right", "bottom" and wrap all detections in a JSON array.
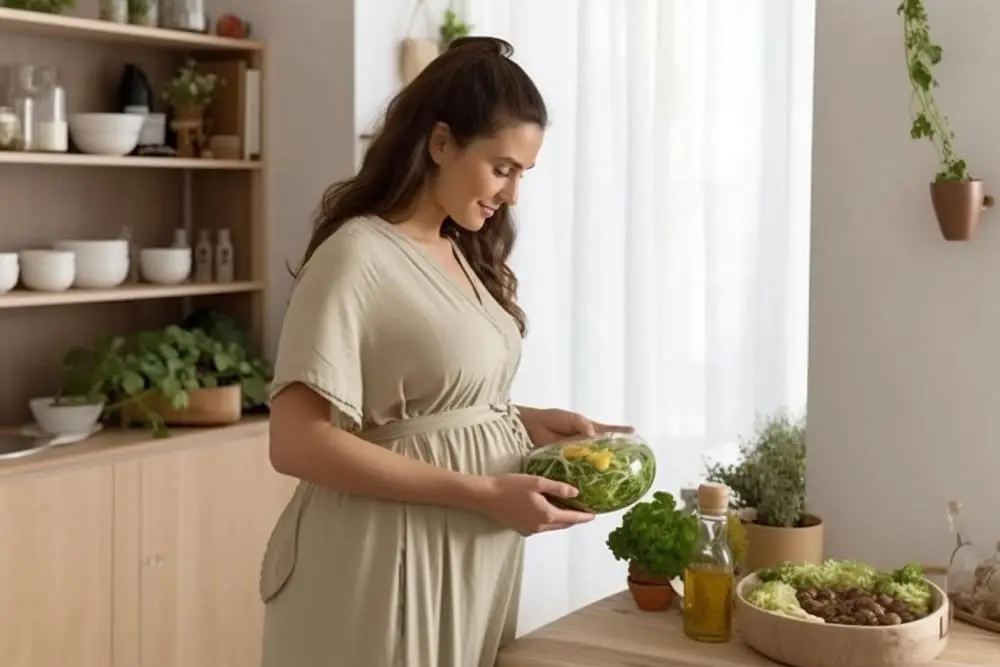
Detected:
[
  {"left": 0, "top": 11, "right": 289, "bottom": 667},
  {"left": 0, "top": 151, "right": 261, "bottom": 169},
  {"left": 0, "top": 6, "right": 262, "bottom": 51},
  {"left": 0, "top": 9, "right": 268, "bottom": 425}
]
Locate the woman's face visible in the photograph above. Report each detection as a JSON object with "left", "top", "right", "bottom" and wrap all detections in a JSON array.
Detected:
[{"left": 429, "top": 121, "right": 545, "bottom": 232}]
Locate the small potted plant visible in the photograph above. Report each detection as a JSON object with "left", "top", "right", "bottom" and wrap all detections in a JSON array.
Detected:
[
  {"left": 438, "top": 5, "right": 472, "bottom": 50},
  {"left": 162, "top": 58, "right": 220, "bottom": 158},
  {"left": 59, "top": 321, "right": 270, "bottom": 437},
  {"left": 606, "top": 491, "right": 698, "bottom": 611},
  {"left": 705, "top": 410, "right": 821, "bottom": 572},
  {"left": 899, "top": 0, "right": 993, "bottom": 241},
  {"left": 127, "top": 0, "right": 157, "bottom": 27},
  {"left": 1, "top": 0, "right": 75, "bottom": 15}
]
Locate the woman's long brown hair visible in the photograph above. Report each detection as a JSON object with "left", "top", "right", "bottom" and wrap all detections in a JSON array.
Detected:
[{"left": 295, "top": 36, "right": 547, "bottom": 336}]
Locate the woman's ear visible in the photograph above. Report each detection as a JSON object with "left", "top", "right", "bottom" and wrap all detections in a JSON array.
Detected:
[{"left": 427, "top": 122, "right": 455, "bottom": 166}]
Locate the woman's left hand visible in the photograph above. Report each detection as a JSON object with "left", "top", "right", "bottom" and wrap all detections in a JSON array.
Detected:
[{"left": 522, "top": 408, "right": 634, "bottom": 448}]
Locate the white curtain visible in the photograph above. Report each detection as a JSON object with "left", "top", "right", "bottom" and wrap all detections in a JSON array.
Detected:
[{"left": 464, "top": 0, "right": 816, "bottom": 633}]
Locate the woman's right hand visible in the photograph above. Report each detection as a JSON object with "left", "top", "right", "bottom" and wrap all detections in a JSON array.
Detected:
[{"left": 476, "top": 473, "right": 595, "bottom": 536}]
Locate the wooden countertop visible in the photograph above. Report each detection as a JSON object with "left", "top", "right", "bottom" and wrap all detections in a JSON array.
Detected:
[
  {"left": 0, "top": 416, "right": 268, "bottom": 482},
  {"left": 497, "top": 591, "right": 1000, "bottom": 667}
]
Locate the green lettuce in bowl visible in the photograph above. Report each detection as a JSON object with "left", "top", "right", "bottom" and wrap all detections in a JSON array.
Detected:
[{"left": 522, "top": 433, "right": 657, "bottom": 514}]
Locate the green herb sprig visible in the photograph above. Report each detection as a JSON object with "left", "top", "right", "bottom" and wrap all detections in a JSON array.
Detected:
[{"left": 898, "top": 0, "right": 969, "bottom": 182}]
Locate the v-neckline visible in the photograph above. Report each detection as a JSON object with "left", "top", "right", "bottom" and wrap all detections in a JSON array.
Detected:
[{"left": 371, "top": 216, "right": 488, "bottom": 312}]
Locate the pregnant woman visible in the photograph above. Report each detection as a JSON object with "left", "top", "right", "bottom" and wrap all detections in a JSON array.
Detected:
[{"left": 260, "top": 37, "right": 630, "bottom": 667}]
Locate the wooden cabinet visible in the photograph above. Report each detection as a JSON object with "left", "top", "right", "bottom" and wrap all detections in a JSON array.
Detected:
[
  {"left": 0, "top": 465, "right": 115, "bottom": 667},
  {"left": 0, "top": 423, "right": 297, "bottom": 667}
]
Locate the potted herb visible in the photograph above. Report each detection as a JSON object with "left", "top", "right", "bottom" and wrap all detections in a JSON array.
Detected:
[
  {"left": 705, "top": 410, "right": 821, "bottom": 572},
  {"left": 59, "top": 323, "right": 270, "bottom": 437},
  {"left": 1, "top": 0, "right": 75, "bottom": 15},
  {"left": 127, "top": 0, "right": 157, "bottom": 27},
  {"left": 899, "top": 0, "right": 994, "bottom": 240},
  {"left": 438, "top": 5, "right": 472, "bottom": 50},
  {"left": 606, "top": 491, "right": 698, "bottom": 611},
  {"left": 162, "top": 59, "right": 220, "bottom": 158}
]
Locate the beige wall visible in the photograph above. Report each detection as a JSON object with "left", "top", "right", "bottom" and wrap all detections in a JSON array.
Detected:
[
  {"left": 808, "top": 0, "right": 998, "bottom": 568},
  {"left": 222, "top": 0, "right": 357, "bottom": 359}
]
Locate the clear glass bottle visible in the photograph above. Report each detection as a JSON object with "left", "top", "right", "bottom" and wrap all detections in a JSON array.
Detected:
[
  {"left": 215, "top": 228, "right": 234, "bottom": 283},
  {"left": 947, "top": 500, "right": 983, "bottom": 604},
  {"left": 33, "top": 67, "right": 67, "bottom": 153},
  {"left": 683, "top": 482, "right": 734, "bottom": 643},
  {"left": 194, "top": 229, "right": 213, "bottom": 283},
  {"left": 172, "top": 228, "right": 189, "bottom": 249},
  {"left": 8, "top": 65, "right": 37, "bottom": 151}
]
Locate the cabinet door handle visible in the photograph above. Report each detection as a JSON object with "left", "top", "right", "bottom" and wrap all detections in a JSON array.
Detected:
[{"left": 143, "top": 554, "right": 165, "bottom": 568}]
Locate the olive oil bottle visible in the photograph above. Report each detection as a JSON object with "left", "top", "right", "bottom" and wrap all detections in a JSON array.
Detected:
[{"left": 683, "top": 482, "right": 734, "bottom": 642}]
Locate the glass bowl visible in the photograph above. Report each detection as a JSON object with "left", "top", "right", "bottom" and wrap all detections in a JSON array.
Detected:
[{"left": 522, "top": 432, "right": 656, "bottom": 514}]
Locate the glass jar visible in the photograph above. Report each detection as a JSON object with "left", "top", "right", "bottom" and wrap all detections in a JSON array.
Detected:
[
  {"left": 33, "top": 67, "right": 67, "bottom": 153},
  {"left": 0, "top": 106, "right": 22, "bottom": 151},
  {"left": 99, "top": 0, "right": 128, "bottom": 23},
  {"left": 161, "top": 0, "right": 206, "bottom": 32},
  {"left": 8, "top": 64, "right": 37, "bottom": 151},
  {"left": 521, "top": 432, "right": 656, "bottom": 514}
]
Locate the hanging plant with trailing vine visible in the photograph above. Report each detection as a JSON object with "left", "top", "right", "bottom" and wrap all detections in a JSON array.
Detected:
[{"left": 898, "top": 0, "right": 969, "bottom": 182}]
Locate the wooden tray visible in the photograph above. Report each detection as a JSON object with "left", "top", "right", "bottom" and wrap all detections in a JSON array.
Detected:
[{"left": 923, "top": 565, "right": 1000, "bottom": 635}]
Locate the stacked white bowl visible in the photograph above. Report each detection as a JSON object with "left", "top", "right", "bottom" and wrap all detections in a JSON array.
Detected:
[
  {"left": 53, "top": 239, "right": 130, "bottom": 288},
  {"left": 19, "top": 249, "right": 75, "bottom": 291},
  {"left": 140, "top": 247, "right": 191, "bottom": 285},
  {"left": 0, "top": 253, "right": 18, "bottom": 293},
  {"left": 68, "top": 113, "right": 144, "bottom": 156}
]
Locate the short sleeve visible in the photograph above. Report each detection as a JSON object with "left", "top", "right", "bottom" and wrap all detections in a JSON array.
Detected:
[{"left": 269, "top": 222, "right": 378, "bottom": 430}]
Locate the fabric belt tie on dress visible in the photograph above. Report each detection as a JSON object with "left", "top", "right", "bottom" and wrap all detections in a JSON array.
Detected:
[{"left": 359, "top": 402, "right": 520, "bottom": 444}]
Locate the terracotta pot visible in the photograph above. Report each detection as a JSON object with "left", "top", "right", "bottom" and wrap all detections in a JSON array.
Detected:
[
  {"left": 742, "top": 513, "right": 824, "bottom": 572},
  {"left": 929, "top": 180, "right": 994, "bottom": 241},
  {"left": 627, "top": 577, "right": 677, "bottom": 612},
  {"left": 628, "top": 561, "right": 673, "bottom": 586},
  {"left": 123, "top": 385, "right": 243, "bottom": 427},
  {"left": 173, "top": 105, "right": 205, "bottom": 122},
  {"left": 170, "top": 106, "right": 206, "bottom": 158}
]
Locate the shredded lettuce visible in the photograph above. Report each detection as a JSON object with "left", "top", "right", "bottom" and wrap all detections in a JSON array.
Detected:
[
  {"left": 754, "top": 559, "right": 934, "bottom": 614},
  {"left": 756, "top": 559, "right": 881, "bottom": 591},
  {"left": 745, "top": 581, "right": 825, "bottom": 623}
]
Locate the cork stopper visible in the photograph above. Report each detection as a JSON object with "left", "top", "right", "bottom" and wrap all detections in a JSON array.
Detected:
[{"left": 697, "top": 482, "right": 729, "bottom": 516}]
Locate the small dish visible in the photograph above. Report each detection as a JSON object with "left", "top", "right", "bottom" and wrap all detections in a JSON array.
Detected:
[{"left": 20, "top": 422, "right": 103, "bottom": 447}]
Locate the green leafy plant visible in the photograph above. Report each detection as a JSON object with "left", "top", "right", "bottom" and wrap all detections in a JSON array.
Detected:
[
  {"left": 58, "top": 323, "right": 270, "bottom": 436},
  {"left": 523, "top": 435, "right": 656, "bottom": 514},
  {"left": 898, "top": 0, "right": 969, "bottom": 182},
  {"left": 162, "top": 58, "right": 221, "bottom": 111},
  {"left": 606, "top": 491, "right": 698, "bottom": 581},
  {"left": 705, "top": 410, "right": 807, "bottom": 528},
  {"left": 1, "top": 0, "right": 74, "bottom": 14},
  {"left": 439, "top": 6, "right": 472, "bottom": 50},
  {"left": 127, "top": 0, "right": 153, "bottom": 22}
]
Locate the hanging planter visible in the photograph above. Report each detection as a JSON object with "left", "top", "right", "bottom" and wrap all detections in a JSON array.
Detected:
[
  {"left": 399, "top": 38, "right": 440, "bottom": 86},
  {"left": 899, "top": 0, "right": 992, "bottom": 241},
  {"left": 929, "top": 181, "right": 995, "bottom": 241}
]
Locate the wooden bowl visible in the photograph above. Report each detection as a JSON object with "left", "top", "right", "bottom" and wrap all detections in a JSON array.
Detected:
[{"left": 735, "top": 573, "right": 950, "bottom": 667}]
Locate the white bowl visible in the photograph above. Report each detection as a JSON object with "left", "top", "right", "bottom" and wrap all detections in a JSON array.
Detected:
[
  {"left": 53, "top": 239, "right": 129, "bottom": 288},
  {"left": 19, "top": 249, "right": 74, "bottom": 292},
  {"left": 140, "top": 247, "right": 192, "bottom": 285},
  {"left": 0, "top": 252, "right": 18, "bottom": 293},
  {"left": 29, "top": 396, "right": 104, "bottom": 436},
  {"left": 68, "top": 113, "right": 144, "bottom": 156}
]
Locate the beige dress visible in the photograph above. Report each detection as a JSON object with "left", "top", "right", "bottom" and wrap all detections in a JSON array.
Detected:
[{"left": 259, "top": 216, "right": 532, "bottom": 667}]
